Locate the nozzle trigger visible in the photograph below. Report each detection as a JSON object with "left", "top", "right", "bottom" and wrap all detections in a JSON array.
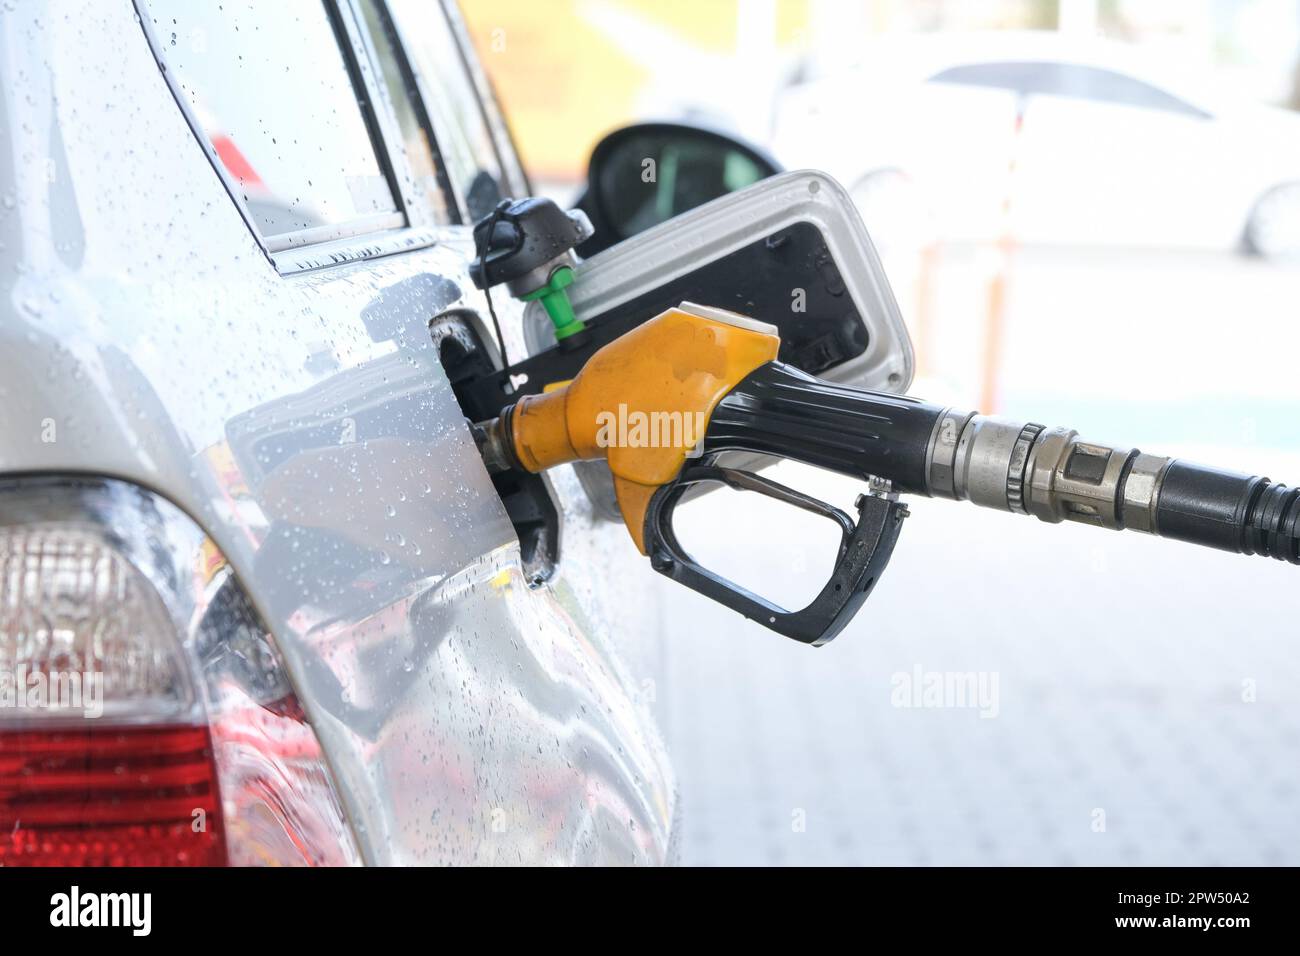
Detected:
[{"left": 642, "top": 461, "right": 908, "bottom": 645}]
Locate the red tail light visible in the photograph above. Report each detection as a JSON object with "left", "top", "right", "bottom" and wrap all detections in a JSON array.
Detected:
[
  {"left": 0, "top": 724, "right": 226, "bottom": 866},
  {"left": 0, "top": 478, "right": 360, "bottom": 866}
]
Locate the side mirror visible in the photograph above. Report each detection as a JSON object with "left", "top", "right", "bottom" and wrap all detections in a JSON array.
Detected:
[{"left": 575, "top": 122, "right": 782, "bottom": 257}]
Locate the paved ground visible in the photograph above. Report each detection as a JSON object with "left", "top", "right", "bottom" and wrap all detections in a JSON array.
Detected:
[{"left": 659, "top": 244, "right": 1300, "bottom": 865}]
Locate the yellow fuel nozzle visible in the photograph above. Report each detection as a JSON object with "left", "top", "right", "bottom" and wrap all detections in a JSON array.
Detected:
[
  {"left": 473, "top": 299, "right": 921, "bottom": 645},
  {"left": 475, "top": 298, "right": 1300, "bottom": 647},
  {"left": 481, "top": 303, "right": 780, "bottom": 552}
]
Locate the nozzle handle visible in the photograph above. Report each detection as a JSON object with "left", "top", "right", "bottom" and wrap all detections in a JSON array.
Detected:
[
  {"left": 703, "top": 361, "right": 945, "bottom": 493},
  {"left": 642, "top": 462, "right": 908, "bottom": 645}
]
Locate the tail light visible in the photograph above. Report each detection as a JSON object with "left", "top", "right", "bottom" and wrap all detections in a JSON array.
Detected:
[{"left": 0, "top": 478, "right": 360, "bottom": 866}]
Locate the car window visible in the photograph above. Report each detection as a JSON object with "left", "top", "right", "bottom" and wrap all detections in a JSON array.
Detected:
[
  {"left": 357, "top": 0, "right": 456, "bottom": 225},
  {"left": 385, "top": 0, "right": 507, "bottom": 222},
  {"left": 930, "top": 61, "right": 1209, "bottom": 119},
  {"left": 142, "top": 0, "right": 403, "bottom": 248},
  {"left": 597, "top": 133, "right": 770, "bottom": 237}
]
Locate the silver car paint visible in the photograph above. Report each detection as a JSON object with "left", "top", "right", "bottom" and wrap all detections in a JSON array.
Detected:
[{"left": 0, "top": 0, "right": 674, "bottom": 864}]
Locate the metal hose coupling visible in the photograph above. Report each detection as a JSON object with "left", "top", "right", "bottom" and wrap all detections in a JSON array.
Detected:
[
  {"left": 924, "top": 410, "right": 1168, "bottom": 532},
  {"left": 923, "top": 408, "right": 1300, "bottom": 563}
]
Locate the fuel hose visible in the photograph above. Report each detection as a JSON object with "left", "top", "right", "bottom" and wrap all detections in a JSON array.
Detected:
[{"left": 705, "top": 361, "right": 1300, "bottom": 564}]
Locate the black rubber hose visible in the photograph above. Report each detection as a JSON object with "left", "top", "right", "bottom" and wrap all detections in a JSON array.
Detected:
[
  {"left": 703, "top": 361, "right": 945, "bottom": 494},
  {"left": 1155, "top": 460, "right": 1300, "bottom": 563}
]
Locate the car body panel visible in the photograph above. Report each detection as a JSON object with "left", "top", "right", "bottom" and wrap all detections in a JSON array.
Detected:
[{"left": 0, "top": 0, "right": 674, "bottom": 864}]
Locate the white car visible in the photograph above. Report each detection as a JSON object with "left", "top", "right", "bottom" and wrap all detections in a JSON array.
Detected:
[
  {"left": 771, "top": 32, "right": 1300, "bottom": 257},
  {"left": 0, "top": 0, "right": 679, "bottom": 867}
]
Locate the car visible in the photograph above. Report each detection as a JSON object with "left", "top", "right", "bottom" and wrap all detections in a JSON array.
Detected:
[
  {"left": 0, "top": 0, "right": 688, "bottom": 866},
  {"left": 770, "top": 32, "right": 1300, "bottom": 257}
]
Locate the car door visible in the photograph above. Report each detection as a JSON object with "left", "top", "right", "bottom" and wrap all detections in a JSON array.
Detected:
[{"left": 45, "top": 0, "right": 674, "bottom": 864}]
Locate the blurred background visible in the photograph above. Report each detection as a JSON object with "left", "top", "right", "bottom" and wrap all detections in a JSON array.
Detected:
[{"left": 461, "top": 0, "right": 1300, "bottom": 865}]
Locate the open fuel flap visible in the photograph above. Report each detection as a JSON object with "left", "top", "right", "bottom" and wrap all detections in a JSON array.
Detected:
[{"left": 457, "top": 171, "right": 916, "bottom": 521}]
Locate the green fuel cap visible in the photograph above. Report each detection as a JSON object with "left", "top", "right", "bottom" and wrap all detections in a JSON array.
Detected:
[{"left": 520, "top": 265, "right": 585, "bottom": 340}]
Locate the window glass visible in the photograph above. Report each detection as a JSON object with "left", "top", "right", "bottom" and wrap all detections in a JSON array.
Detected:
[
  {"left": 144, "top": 0, "right": 401, "bottom": 244},
  {"left": 597, "top": 133, "right": 769, "bottom": 237},
  {"left": 929, "top": 61, "right": 1208, "bottom": 118},
  {"left": 386, "top": 0, "right": 506, "bottom": 222},
  {"left": 357, "top": 0, "right": 454, "bottom": 224},
  {"left": 1056, "top": 65, "right": 1208, "bottom": 117},
  {"left": 929, "top": 60, "right": 1053, "bottom": 95}
]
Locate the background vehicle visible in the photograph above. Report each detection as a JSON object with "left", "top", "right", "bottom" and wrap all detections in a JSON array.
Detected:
[
  {"left": 771, "top": 32, "right": 1300, "bottom": 257},
  {"left": 0, "top": 0, "right": 687, "bottom": 865}
]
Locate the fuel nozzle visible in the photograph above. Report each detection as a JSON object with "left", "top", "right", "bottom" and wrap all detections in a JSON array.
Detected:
[
  {"left": 470, "top": 303, "right": 1297, "bottom": 644},
  {"left": 470, "top": 197, "right": 594, "bottom": 344}
]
